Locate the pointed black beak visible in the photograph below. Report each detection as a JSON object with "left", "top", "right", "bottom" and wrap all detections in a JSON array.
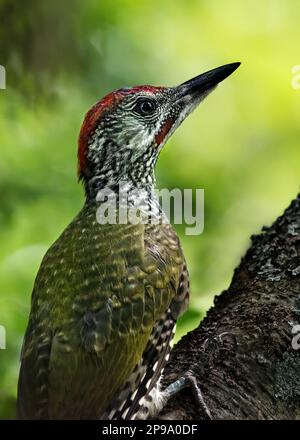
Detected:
[{"left": 176, "top": 62, "right": 241, "bottom": 100}]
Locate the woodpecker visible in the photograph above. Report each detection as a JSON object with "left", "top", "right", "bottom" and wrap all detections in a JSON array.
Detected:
[{"left": 18, "top": 62, "right": 240, "bottom": 420}]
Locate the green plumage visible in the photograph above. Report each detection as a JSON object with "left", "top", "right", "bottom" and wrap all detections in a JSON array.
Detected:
[
  {"left": 18, "top": 202, "right": 187, "bottom": 419},
  {"left": 17, "top": 62, "right": 240, "bottom": 419}
]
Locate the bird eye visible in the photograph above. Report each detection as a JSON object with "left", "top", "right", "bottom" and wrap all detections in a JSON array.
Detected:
[{"left": 134, "top": 98, "right": 157, "bottom": 116}]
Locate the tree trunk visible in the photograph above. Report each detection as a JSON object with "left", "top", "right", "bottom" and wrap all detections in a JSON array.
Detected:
[{"left": 159, "top": 194, "right": 300, "bottom": 420}]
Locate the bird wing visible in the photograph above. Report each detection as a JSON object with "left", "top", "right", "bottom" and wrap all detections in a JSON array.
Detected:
[
  {"left": 101, "top": 247, "right": 189, "bottom": 420},
  {"left": 126, "top": 259, "right": 189, "bottom": 420}
]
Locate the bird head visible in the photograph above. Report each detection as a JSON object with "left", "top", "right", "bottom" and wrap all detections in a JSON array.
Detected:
[{"left": 78, "top": 62, "right": 240, "bottom": 197}]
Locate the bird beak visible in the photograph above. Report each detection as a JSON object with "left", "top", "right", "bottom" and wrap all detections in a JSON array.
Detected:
[
  {"left": 154, "top": 63, "right": 240, "bottom": 149},
  {"left": 174, "top": 62, "right": 241, "bottom": 105}
]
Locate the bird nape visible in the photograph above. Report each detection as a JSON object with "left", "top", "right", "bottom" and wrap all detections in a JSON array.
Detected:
[{"left": 17, "top": 62, "right": 240, "bottom": 420}]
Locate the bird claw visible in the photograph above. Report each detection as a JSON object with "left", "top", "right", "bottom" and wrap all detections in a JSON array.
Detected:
[{"left": 161, "top": 371, "right": 212, "bottom": 419}]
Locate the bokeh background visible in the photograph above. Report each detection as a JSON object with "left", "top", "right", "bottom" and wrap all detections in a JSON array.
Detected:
[{"left": 0, "top": 0, "right": 299, "bottom": 419}]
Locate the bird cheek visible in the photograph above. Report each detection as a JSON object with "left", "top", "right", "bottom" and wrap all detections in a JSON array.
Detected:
[{"left": 154, "top": 117, "right": 174, "bottom": 147}]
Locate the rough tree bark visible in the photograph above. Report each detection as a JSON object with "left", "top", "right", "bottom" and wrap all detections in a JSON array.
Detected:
[{"left": 159, "top": 194, "right": 300, "bottom": 420}]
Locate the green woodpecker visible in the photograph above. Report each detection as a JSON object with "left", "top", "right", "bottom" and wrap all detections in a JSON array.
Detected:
[{"left": 18, "top": 62, "right": 240, "bottom": 419}]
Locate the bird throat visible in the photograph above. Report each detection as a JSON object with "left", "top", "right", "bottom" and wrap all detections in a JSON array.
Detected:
[
  {"left": 83, "top": 132, "right": 167, "bottom": 224},
  {"left": 92, "top": 180, "right": 165, "bottom": 226},
  {"left": 85, "top": 164, "right": 165, "bottom": 225}
]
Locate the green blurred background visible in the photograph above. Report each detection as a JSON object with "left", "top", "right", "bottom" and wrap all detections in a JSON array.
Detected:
[{"left": 0, "top": 0, "right": 299, "bottom": 419}]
